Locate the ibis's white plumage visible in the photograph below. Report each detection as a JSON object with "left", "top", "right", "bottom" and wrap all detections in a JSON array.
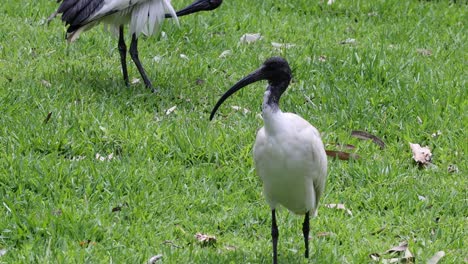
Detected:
[
  {"left": 254, "top": 91, "right": 327, "bottom": 216},
  {"left": 66, "top": 0, "right": 178, "bottom": 42}
]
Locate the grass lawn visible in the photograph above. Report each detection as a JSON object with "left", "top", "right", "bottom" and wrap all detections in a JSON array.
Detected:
[{"left": 0, "top": 0, "right": 466, "bottom": 263}]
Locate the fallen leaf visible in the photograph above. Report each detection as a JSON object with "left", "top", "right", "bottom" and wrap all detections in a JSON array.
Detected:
[
  {"left": 417, "top": 48, "right": 432, "bottom": 56},
  {"left": 219, "top": 50, "right": 232, "bottom": 58},
  {"left": 340, "top": 38, "right": 357, "bottom": 45},
  {"left": 271, "top": 42, "right": 296, "bottom": 49},
  {"left": 370, "top": 242, "right": 414, "bottom": 263},
  {"left": 179, "top": 54, "right": 189, "bottom": 60},
  {"left": 165, "top": 105, "right": 177, "bottom": 115},
  {"left": 324, "top": 204, "right": 353, "bottom": 216},
  {"left": 409, "top": 143, "right": 432, "bottom": 165},
  {"left": 41, "top": 79, "right": 52, "bottom": 88},
  {"left": 325, "top": 150, "right": 360, "bottom": 160},
  {"left": 43, "top": 112, "right": 52, "bottom": 124},
  {"left": 224, "top": 245, "right": 237, "bottom": 251},
  {"left": 418, "top": 195, "right": 427, "bottom": 201},
  {"left": 231, "top": 105, "right": 250, "bottom": 114},
  {"left": 431, "top": 131, "right": 442, "bottom": 138},
  {"left": 70, "top": 156, "right": 86, "bottom": 161},
  {"left": 0, "top": 249, "right": 7, "bottom": 257},
  {"left": 153, "top": 56, "right": 163, "bottom": 63},
  {"left": 95, "top": 153, "right": 114, "bottom": 162},
  {"left": 385, "top": 241, "right": 408, "bottom": 254},
  {"left": 147, "top": 254, "right": 163, "bottom": 264},
  {"left": 318, "top": 55, "right": 327, "bottom": 62},
  {"left": 447, "top": 164, "right": 458, "bottom": 173},
  {"left": 195, "top": 233, "right": 217, "bottom": 246},
  {"left": 239, "top": 33, "right": 262, "bottom": 44},
  {"left": 351, "top": 130, "right": 385, "bottom": 149},
  {"left": 327, "top": 0, "right": 335, "bottom": 5},
  {"left": 427, "top": 251, "right": 445, "bottom": 264},
  {"left": 131, "top": 78, "right": 140, "bottom": 85},
  {"left": 368, "top": 11, "right": 378, "bottom": 17},
  {"left": 417, "top": 116, "right": 423, "bottom": 124},
  {"left": 369, "top": 253, "right": 381, "bottom": 261}
]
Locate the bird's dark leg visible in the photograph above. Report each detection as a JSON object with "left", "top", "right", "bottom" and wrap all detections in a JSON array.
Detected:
[
  {"left": 118, "top": 26, "right": 129, "bottom": 87},
  {"left": 129, "top": 33, "right": 154, "bottom": 91},
  {"left": 302, "top": 212, "right": 310, "bottom": 259},
  {"left": 271, "top": 209, "right": 279, "bottom": 264}
]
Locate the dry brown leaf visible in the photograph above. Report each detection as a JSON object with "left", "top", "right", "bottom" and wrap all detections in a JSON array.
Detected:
[
  {"left": 385, "top": 241, "right": 408, "bottom": 254},
  {"left": 370, "top": 242, "right": 414, "bottom": 263},
  {"left": 324, "top": 204, "right": 353, "bottom": 216},
  {"left": 147, "top": 254, "right": 163, "bottom": 264},
  {"left": 195, "top": 233, "right": 217, "bottom": 246},
  {"left": 326, "top": 150, "right": 360, "bottom": 160},
  {"left": 427, "top": 251, "right": 445, "bottom": 264},
  {"left": 351, "top": 130, "right": 385, "bottom": 149},
  {"left": 409, "top": 143, "right": 432, "bottom": 165}
]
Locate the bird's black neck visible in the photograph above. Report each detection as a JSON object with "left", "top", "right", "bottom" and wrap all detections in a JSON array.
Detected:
[{"left": 263, "top": 81, "right": 288, "bottom": 113}]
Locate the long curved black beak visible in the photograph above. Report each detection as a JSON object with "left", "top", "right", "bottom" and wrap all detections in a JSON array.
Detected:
[
  {"left": 210, "top": 68, "right": 265, "bottom": 120},
  {"left": 165, "top": 0, "right": 222, "bottom": 18}
]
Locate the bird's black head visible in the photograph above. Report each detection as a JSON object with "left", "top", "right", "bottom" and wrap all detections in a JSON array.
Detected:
[
  {"left": 166, "top": 0, "right": 223, "bottom": 18},
  {"left": 209, "top": 57, "right": 293, "bottom": 120},
  {"left": 260, "top": 57, "right": 292, "bottom": 86}
]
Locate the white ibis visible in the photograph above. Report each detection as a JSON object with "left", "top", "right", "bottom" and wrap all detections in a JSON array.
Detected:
[
  {"left": 210, "top": 57, "right": 328, "bottom": 263},
  {"left": 50, "top": 0, "right": 222, "bottom": 91}
]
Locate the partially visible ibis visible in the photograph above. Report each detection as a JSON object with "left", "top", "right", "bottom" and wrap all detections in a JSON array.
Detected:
[
  {"left": 50, "top": 0, "right": 222, "bottom": 91},
  {"left": 210, "top": 57, "right": 328, "bottom": 264}
]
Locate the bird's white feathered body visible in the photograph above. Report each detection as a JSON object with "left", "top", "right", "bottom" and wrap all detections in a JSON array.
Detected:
[
  {"left": 254, "top": 91, "right": 327, "bottom": 216},
  {"left": 62, "top": 0, "right": 178, "bottom": 42}
]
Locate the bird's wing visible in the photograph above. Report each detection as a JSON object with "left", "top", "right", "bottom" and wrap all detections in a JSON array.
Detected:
[
  {"left": 285, "top": 113, "right": 328, "bottom": 211},
  {"left": 57, "top": 0, "right": 106, "bottom": 27}
]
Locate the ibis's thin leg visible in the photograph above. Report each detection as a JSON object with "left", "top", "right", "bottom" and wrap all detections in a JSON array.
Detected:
[
  {"left": 118, "top": 26, "right": 129, "bottom": 87},
  {"left": 271, "top": 209, "right": 279, "bottom": 264},
  {"left": 129, "top": 33, "right": 154, "bottom": 91},
  {"left": 302, "top": 211, "right": 310, "bottom": 259}
]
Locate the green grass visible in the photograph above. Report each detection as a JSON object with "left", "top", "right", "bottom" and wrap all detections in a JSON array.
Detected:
[{"left": 0, "top": 0, "right": 466, "bottom": 263}]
